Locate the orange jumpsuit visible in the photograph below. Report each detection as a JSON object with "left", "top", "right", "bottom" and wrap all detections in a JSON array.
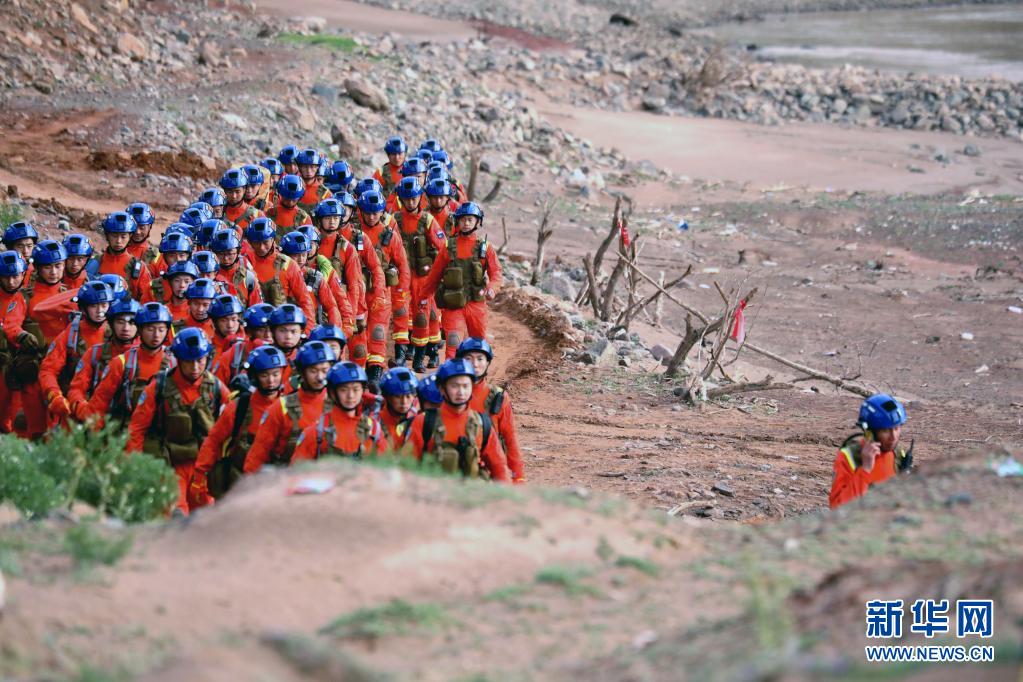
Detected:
[
  {"left": 469, "top": 379, "right": 525, "bottom": 482},
  {"left": 291, "top": 405, "right": 384, "bottom": 461},
  {"left": 429, "top": 202, "right": 457, "bottom": 237},
  {"left": 127, "top": 369, "right": 230, "bottom": 512},
  {"left": 380, "top": 405, "right": 416, "bottom": 453},
  {"left": 394, "top": 206, "right": 445, "bottom": 348},
  {"left": 4, "top": 278, "right": 68, "bottom": 436},
  {"left": 373, "top": 162, "right": 403, "bottom": 196},
  {"left": 173, "top": 313, "right": 215, "bottom": 340},
  {"left": 0, "top": 287, "right": 21, "bottom": 431},
  {"left": 297, "top": 178, "right": 332, "bottom": 216},
  {"left": 67, "top": 337, "right": 138, "bottom": 417},
  {"left": 243, "top": 387, "right": 328, "bottom": 472},
  {"left": 319, "top": 232, "right": 368, "bottom": 361},
  {"left": 127, "top": 238, "right": 159, "bottom": 265},
  {"left": 215, "top": 258, "right": 263, "bottom": 307},
  {"left": 421, "top": 232, "right": 503, "bottom": 359},
  {"left": 249, "top": 250, "right": 316, "bottom": 332},
  {"left": 189, "top": 389, "right": 279, "bottom": 507},
  {"left": 83, "top": 345, "right": 172, "bottom": 422},
  {"left": 62, "top": 268, "right": 89, "bottom": 290},
  {"left": 38, "top": 316, "right": 108, "bottom": 424},
  {"left": 303, "top": 265, "right": 343, "bottom": 328},
  {"left": 224, "top": 202, "right": 264, "bottom": 232},
  {"left": 406, "top": 403, "right": 509, "bottom": 482},
  {"left": 321, "top": 266, "right": 355, "bottom": 336},
  {"left": 338, "top": 226, "right": 390, "bottom": 368},
  {"left": 359, "top": 214, "right": 411, "bottom": 348},
  {"left": 829, "top": 445, "right": 896, "bottom": 509},
  {"left": 88, "top": 250, "right": 152, "bottom": 301},
  {"left": 211, "top": 336, "right": 248, "bottom": 388},
  {"left": 266, "top": 204, "right": 312, "bottom": 238}
]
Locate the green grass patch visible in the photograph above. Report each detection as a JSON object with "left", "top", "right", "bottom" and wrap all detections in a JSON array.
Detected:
[
  {"left": 319, "top": 599, "right": 451, "bottom": 640},
  {"left": 0, "top": 202, "right": 25, "bottom": 226},
  {"left": 279, "top": 33, "right": 359, "bottom": 53},
  {"left": 484, "top": 583, "right": 531, "bottom": 602},
  {"left": 535, "top": 564, "right": 602, "bottom": 597},
  {"left": 615, "top": 555, "right": 659, "bottom": 576},
  {"left": 64, "top": 523, "right": 132, "bottom": 571}
]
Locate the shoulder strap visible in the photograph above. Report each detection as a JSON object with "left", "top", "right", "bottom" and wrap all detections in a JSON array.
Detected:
[
  {"left": 230, "top": 391, "right": 252, "bottom": 448},
  {"left": 421, "top": 408, "right": 439, "bottom": 449},
  {"left": 486, "top": 386, "right": 504, "bottom": 415},
  {"left": 447, "top": 236, "right": 457, "bottom": 260},
  {"left": 66, "top": 315, "right": 81, "bottom": 353},
  {"left": 479, "top": 411, "right": 493, "bottom": 451}
]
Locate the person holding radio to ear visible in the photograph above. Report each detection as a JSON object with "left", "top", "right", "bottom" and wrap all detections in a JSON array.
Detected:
[{"left": 829, "top": 394, "right": 914, "bottom": 508}]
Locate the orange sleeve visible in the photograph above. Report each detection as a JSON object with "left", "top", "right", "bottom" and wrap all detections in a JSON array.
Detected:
[
  {"left": 481, "top": 419, "right": 510, "bottom": 483},
  {"left": 407, "top": 413, "right": 427, "bottom": 460},
  {"left": 484, "top": 242, "right": 503, "bottom": 292},
  {"left": 38, "top": 328, "right": 70, "bottom": 400},
  {"left": 343, "top": 245, "right": 365, "bottom": 315},
  {"left": 4, "top": 296, "right": 27, "bottom": 344},
  {"left": 194, "top": 400, "right": 237, "bottom": 475},
  {"left": 132, "top": 265, "right": 153, "bottom": 302},
  {"left": 426, "top": 217, "right": 447, "bottom": 252},
  {"left": 243, "top": 401, "right": 288, "bottom": 473},
  {"left": 497, "top": 397, "right": 524, "bottom": 481},
  {"left": 420, "top": 247, "right": 449, "bottom": 299},
  {"left": 828, "top": 449, "right": 871, "bottom": 509},
  {"left": 290, "top": 424, "right": 319, "bottom": 463},
  {"left": 83, "top": 355, "right": 126, "bottom": 420},
  {"left": 286, "top": 261, "right": 316, "bottom": 333},
  {"left": 67, "top": 344, "right": 100, "bottom": 408},
  {"left": 326, "top": 272, "right": 354, "bottom": 333},
  {"left": 126, "top": 376, "right": 159, "bottom": 453},
  {"left": 317, "top": 276, "right": 343, "bottom": 327},
  {"left": 389, "top": 238, "right": 411, "bottom": 291}
]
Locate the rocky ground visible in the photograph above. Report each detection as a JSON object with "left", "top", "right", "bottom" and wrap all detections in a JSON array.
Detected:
[{"left": 0, "top": 0, "right": 1022, "bottom": 679}]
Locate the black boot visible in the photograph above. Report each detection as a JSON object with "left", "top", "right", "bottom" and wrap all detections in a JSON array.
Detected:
[
  {"left": 392, "top": 343, "right": 408, "bottom": 367},
  {"left": 412, "top": 345, "right": 426, "bottom": 373},
  {"left": 426, "top": 342, "right": 441, "bottom": 369},
  {"left": 366, "top": 364, "right": 383, "bottom": 393}
]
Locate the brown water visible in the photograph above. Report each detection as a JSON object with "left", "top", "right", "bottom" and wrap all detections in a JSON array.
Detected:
[{"left": 697, "top": 4, "right": 1023, "bottom": 81}]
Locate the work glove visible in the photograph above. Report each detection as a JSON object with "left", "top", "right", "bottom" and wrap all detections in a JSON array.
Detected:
[
  {"left": 187, "top": 472, "right": 213, "bottom": 510},
  {"left": 71, "top": 400, "right": 89, "bottom": 422},
  {"left": 17, "top": 331, "right": 39, "bottom": 351},
  {"left": 355, "top": 315, "right": 367, "bottom": 333},
  {"left": 48, "top": 394, "right": 71, "bottom": 418}
]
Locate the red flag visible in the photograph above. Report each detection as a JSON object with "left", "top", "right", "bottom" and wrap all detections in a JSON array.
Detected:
[
  {"left": 619, "top": 218, "right": 631, "bottom": 249},
  {"left": 730, "top": 300, "right": 746, "bottom": 344}
]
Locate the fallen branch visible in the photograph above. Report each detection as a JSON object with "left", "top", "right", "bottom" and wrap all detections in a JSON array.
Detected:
[
  {"left": 482, "top": 178, "right": 502, "bottom": 203},
  {"left": 611, "top": 265, "right": 692, "bottom": 334},
  {"left": 529, "top": 199, "right": 554, "bottom": 286},
  {"left": 705, "top": 377, "right": 793, "bottom": 399}
]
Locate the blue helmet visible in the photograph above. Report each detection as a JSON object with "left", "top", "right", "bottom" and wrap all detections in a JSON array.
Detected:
[
  {"left": 431, "top": 149, "right": 452, "bottom": 169},
  {"left": 357, "top": 190, "right": 386, "bottom": 214},
  {"left": 436, "top": 357, "right": 475, "bottom": 384},
  {"left": 159, "top": 231, "right": 193, "bottom": 255},
  {"left": 426, "top": 165, "right": 450, "bottom": 182},
  {"left": 126, "top": 202, "right": 155, "bottom": 226},
  {"left": 425, "top": 178, "right": 451, "bottom": 198},
  {"left": 180, "top": 206, "right": 211, "bottom": 229},
  {"left": 453, "top": 201, "right": 484, "bottom": 224},
  {"left": 195, "top": 219, "right": 225, "bottom": 247},
  {"left": 384, "top": 136, "right": 407, "bottom": 155},
  {"left": 199, "top": 187, "right": 227, "bottom": 208},
  {"left": 396, "top": 177, "right": 423, "bottom": 200},
  {"left": 276, "top": 174, "right": 305, "bottom": 202},
  {"left": 296, "top": 148, "right": 321, "bottom": 167},
  {"left": 243, "top": 303, "right": 275, "bottom": 329},
  {"left": 3, "top": 222, "right": 39, "bottom": 246},
  {"left": 309, "top": 324, "right": 346, "bottom": 347},
  {"left": 108, "top": 298, "right": 142, "bottom": 320},
  {"left": 279, "top": 231, "right": 312, "bottom": 256},
  {"left": 297, "top": 224, "right": 320, "bottom": 245},
  {"left": 338, "top": 192, "right": 357, "bottom": 210},
  {"left": 420, "top": 138, "right": 442, "bottom": 154},
  {"left": 245, "top": 217, "right": 277, "bottom": 243},
  {"left": 416, "top": 149, "right": 434, "bottom": 164},
  {"left": 261, "top": 157, "right": 284, "bottom": 176},
  {"left": 0, "top": 250, "right": 27, "bottom": 277},
  {"left": 317, "top": 157, "right": 329, "bottom": 177},
  {"left": 220, "top": 168, "right": 248, "bottom": 190},
  {"left": 278, "top": 145, "right": 300, "bottom": 165},
  {"left": 186, "top": 278, "right": 217, "bottom": 300},
  {"left": 31, "top": 239, "right": 67, "bottom": 265},
  {"left": 326, "top": 360, "right": 367, "bottom": 387},
  {"left": 295, "top": 340, "right": 337, "bottom": 369},
  {"left": 245, "top": 345, "right": 287, "bottom": 374},
  {"left": 353, "top": 178, "right": 382, "bottom": 197},
  {"left": 209, "top": 294, "right": 244, "bottom": 319},
  {"left": 76, "top": 281, "right": 115, "bottom": 308},
  {"left": 456, "top": 337, "right": 493, "bottom": 361},
  {"left": 315, "top": 198, "right": 344, "bottom": 219},
  {"left": 242, "top": 164, "right": 264, "bottom": 187},
  {"left": 858, "top": 394, "right": 907, "bottom": 432},
  {"left": 170, "top": 327, "right": 213, "bottom": 361},
  {"left": 96, "top": 274, "right": 131, "bottom": 302},
  {"left": 210, "top": 228, "right": 242, "bottom": 252},
  {"left": 164, "top": 260, "right": 200, "bottom": 280},
  {"left": 380, "top": 367, "right": 419, "bottom": 397},
  {"left": 135, "top": 302, "right": 173, "bottom": 326},
  {"left": 269, "top": 303, "right": 306, "bottom": 328},
  {"left": 102, "top": 212, "right": 137, "bottom": 234},
  {"left": 325, "top": 160, "right": 354, "bottom": 193},
  {"left": 401, "top": 158, "right": 427, "bottom": 177},
  {"left": 63, "top": 233, "right": 94, "bottom": 258},
  {"left": 165, "top": 222, "right": 195, "bottom": 239},
  {"left": 191, "top": 250, "right": 219, "bottom": 276},
  {"left": 417, "top": 372, "right": 442, "bottom": 405}
]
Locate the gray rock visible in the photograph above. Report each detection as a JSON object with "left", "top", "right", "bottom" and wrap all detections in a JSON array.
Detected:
[
  {"left": 311, "top": 83, "right": 338, "bottom": 101},
  {"left": 712, "top": 482, "right": 735, "bottom": 497},
  {"left": 344, "top": 78, "right": 389, "bottom": 112},
  {"left": 579, "top": 338, "right": 616, "bottom": 367},
  {"left": 541, "top": 270, "right": 579, "bottom": 302},
  {"left": 649, "top": 344, "right": 674, "bottom": 364},
  {"left": 888, "top": 100, "right": 911, "bottom": 125},
  {"left": 330, "top": 121, "right": 360, "bottom": 159},
  {"left": 963, "top": 144, "right": 982, "bottom": 157},
  {"left": 831, "top": 98, "right": 848, "bottom": 115},
  {"left": 642, "top": 96, "right": 666, "bottom": 113}
]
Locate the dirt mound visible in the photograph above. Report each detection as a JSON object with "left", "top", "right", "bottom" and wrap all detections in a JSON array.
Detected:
[{"left": 87, "top": 149, "right": 220, "bottom": 181}]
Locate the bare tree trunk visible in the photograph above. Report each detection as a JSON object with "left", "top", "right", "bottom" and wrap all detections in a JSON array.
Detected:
[
  {"left": 529, "top": 200, "right": 554, "bottom": 286},
  {"left": 583, "top": 254, "right": 601, "bottom": 318},
  {"left": 496, "top": 217, "right": 510, "bottom": 256},
  {"left": 466, "top": 150, "right": 481, "bottom": 201}
]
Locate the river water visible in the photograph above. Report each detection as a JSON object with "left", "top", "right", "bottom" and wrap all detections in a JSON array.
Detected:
[{"left": 696, "top": 4, "right": 1023, "bottom": 81}]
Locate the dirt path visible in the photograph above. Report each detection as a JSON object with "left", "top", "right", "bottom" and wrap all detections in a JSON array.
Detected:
[{"left": 252, "top": 0, "right": 478, "bottom": 41}]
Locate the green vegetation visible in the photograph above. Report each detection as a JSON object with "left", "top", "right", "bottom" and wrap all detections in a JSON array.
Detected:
[
  {"left": 0, "top": 422, "right": 178, "bottom": 522},
  {"left": 279, "top": 33, "right": 359, "bottom": 53},
  {"left": 64, "top": 523, "right": 133, "bottom": 570},
  {"left": 0, "top": 202, "right": 25, "bottom": 226},
  {"left": 614, "top": 555, "right": 660, "bottom": 576},
  {"left": 534, "top": 564, "right": 602, "bottom": 597},
  {"left": 319, "top": 599, "right": 452, "bottom": 639}
]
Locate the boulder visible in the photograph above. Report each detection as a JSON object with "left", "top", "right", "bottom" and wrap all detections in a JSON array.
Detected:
[
  {"left": 330, "top": 121, "right": 360, "bottom": 159},
  {"left": 115, "top": 33, "right": 148, "bottom": 60},
  {"left": 579, "top": 338, "right": 616, "bottom": 367},
  {"left": 344, "top": 78, "right": 389, "bottom": 112},
  {"left": 541, "top": 271, "right": 579, "bottom": 302}
]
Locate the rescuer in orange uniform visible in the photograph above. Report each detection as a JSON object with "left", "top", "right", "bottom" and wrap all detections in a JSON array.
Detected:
[
  {"left": 829, "top": 394, "right": 913, "bottom": 508},
  {"left": 66, "top": 298, "right": 141, "bottom": 417},
  {"left": 373, "top": 136, "right": 407, "bottom": 197},
  {"left": 244, "top": 217, "right": 315, "bottom": 331},
  {"left": 85, "top": 212, "right": 153, "bottom": 302},
  {"left": 291, "top": 361, "right": 384, "bottom": 462}
]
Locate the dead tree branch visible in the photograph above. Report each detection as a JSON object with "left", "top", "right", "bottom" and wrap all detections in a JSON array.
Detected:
[
  {"left": 529, "top": 200, "right": 554, "bottom": 286},
  {"left": 466, "top": 150, "right": 481, "bottom": 201},
  {"left": 482, "top": 178, "right": 502, "bottom": 203},
  {"left": 582, "top": 254, "right": 601, "bottom": 318},
  {"left": 496, "top": 217, "right": 510, "bottom": 256}
]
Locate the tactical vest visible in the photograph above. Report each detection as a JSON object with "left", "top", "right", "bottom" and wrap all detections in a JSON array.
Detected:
[
  {"left": 303, "top": 267, "right": 328, "bottom": 325},
  {"left": 420, "top": 408, "right": 493, "bottom": 479},
  {"left": 269, "top": 207, "right": 310, "bottom": 239},
  {"left": 356, "top": 225, "right": 400, "bottom": 290},
  {"left": 436, "top": 236, "right": 488, "bottom": 309},
  {"left": 297, "top": 183, "right": 331, "bottom": 216},
  {"left": 328, "top": 234, "right": 352, "bottom": 288},
  {"left": 378, "top": 163, "right": 399, "bottom": 195},
  {"left": 58, "top": 315, "right": 107, "bottom": 393},
  {"left": 85, "top": 254, "right": 145, "bottom": 284},
  {"left": 143, "top": 368, "right": 221, "bottom": 466},
  {"left": 219, "top": 339, "right": 247, "bottom": 385},
  {"left": 112, "top": 347, "right": 176, "bottom": 421},
  {"left": 86, "top": 339, "right": 120, "bottom": 397},
  {"left": 838, "top": 434, "right": 913, "bottom": 474},
  {"left": 259, "top": 254, "right": 289, "bottom": 306},
  {"left": 207, "top": 390, "right": 257, "bottom": 498},
  {"left": 11, "top": 277, "right": 66, "bottom": 386},
  {"left": 225, "top": 205, "right": 259, "bottom": 231},
  {"left": 399, "top": 212, "right": 439, "bottom": 277},
  {"left": 275, "top": 391, "right": 333, "bottom": 465},
  {"left": 313, "top": 411, "right": 376, "bottom": 459}
]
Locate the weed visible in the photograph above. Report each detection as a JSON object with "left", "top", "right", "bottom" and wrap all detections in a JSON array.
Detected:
[
  {"left": 279, "top": 33, "right": 359, "bottom": 53},
  {"left": 319, "top": 599, "right": 451, "bottom": 639},
  {"left": 64, "top": 523, "right": 132, "bottom": 570},
  {"left": 596, "top": 535, "right": 615, "bottom": 561},
  {"left": 262, "top": 631, "right": 394, "bottom": 681},
  {"left": 0, "top": 202, "right": 25, "bottom": 226},
  {"left": 535, "top": 564, "right": 602, "bottom": 597},
  {"left": 484, "top": 584, "right": 531, "bottom": 602},
  {"left": 615, "top": 555, "right": 660, "bottom": 576},
  {"left": 72, "top": 665, "right": 132, "bottom": 682}
]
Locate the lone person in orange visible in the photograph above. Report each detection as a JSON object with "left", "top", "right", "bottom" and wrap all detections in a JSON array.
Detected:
[{"left": 829, "top": 394, "right": 913, "bottom": 508}]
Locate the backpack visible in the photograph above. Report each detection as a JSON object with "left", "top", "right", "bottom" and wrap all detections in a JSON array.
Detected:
[{"left": 420, "top": 408, "right": 493, "bottom": 478}]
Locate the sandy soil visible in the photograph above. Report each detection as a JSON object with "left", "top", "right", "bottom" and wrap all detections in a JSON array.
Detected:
[{"left": 253, "top": 0, "right": 478, "bottom": 41}]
